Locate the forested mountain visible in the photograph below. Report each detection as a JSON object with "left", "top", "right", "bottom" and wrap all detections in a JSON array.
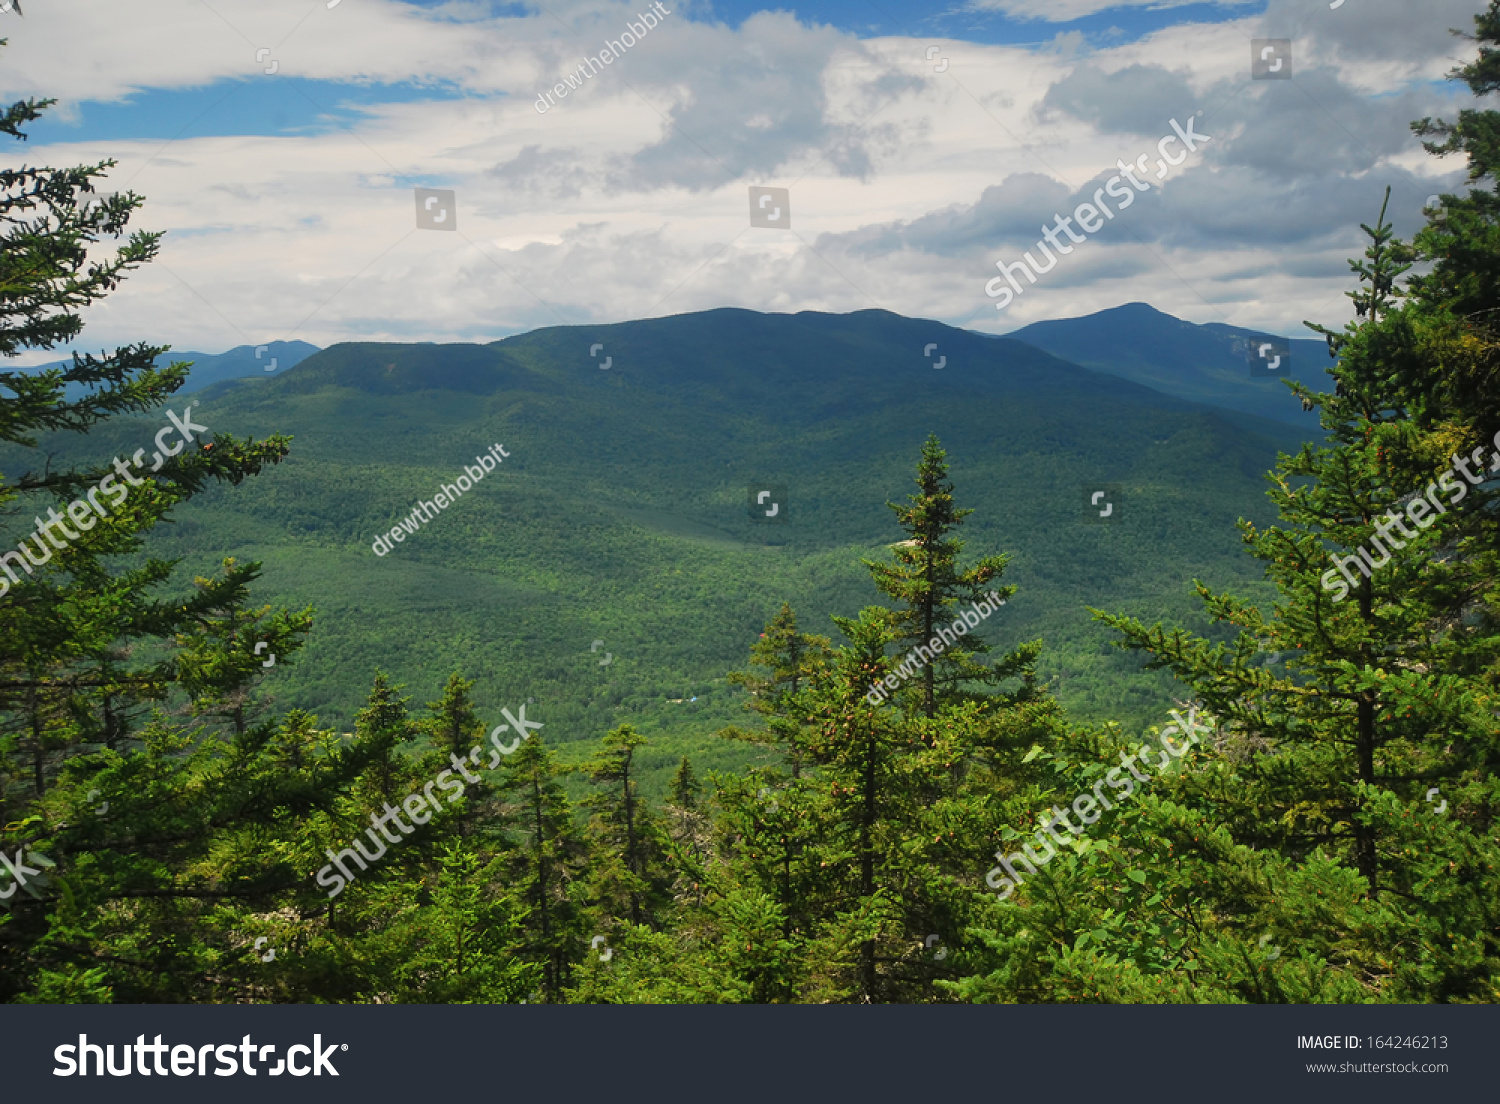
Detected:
[
  {"left": 3, "top": 304, "right": 1314, "bottom": 795},
  {"left": 24, "top": 340, "right": 319, "bottom": 397},
  {"left": 1005, "top": 302, "right": 1329, "bottom": 427}
]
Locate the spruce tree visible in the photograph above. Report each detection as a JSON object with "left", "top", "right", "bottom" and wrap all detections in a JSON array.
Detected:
[
  {"left": 580, "top": 724, "right": 673, "bottom": 931},
  {"left": 495, "top": 733, "right": 588, "bottom": 1001},
  {"left": 1071, "top": 197, "right": 1500, "bottom": 1002},
  {"left": 372, "top": 843, "right": 539, "bottom": 1004},
  {"left": 349, "top": 672, "right": 423, "bottom": 807},
  {"left": 724, "top": 602, "right": 829, "bottom": 777},
  {"left": 708, "top": 765, "right": 827, "bottom": 992},
  {"left": 666, "top": 755, "right": 709, "bottom": 874},
  {"left": 172, "top": 557, "right": 313, "bottom": 737},
  {"left": 702, "top": 440, "right": 1062, "bottom": 1002},
  {"left": 424, "top": 672, "right": 484, "bottom": 759},
  {"left": 1410, "top": 0, "right": 1500, "bottom": 342},
  {"left": 863, "top": 433, "right": 1026, "bottom": 718},
  {"left": 0, "top": 72, "right": 359, "bottom": 1004}
]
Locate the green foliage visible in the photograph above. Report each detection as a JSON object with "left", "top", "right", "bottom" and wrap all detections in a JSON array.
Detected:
[
  {"left": 424, "top": 672, "right": 485, "bottom": 759},
  {"left": 1063, "top": 193, "right": 1500, "bottom": 1003},
  {"left": 864, "top": 432, "right": 1023, "bottom": 717},
  {"left": 580, "top": 724, "right": 675, "bottom": 930},
  {"left": 494, "top": 733, "right": 590, "bottom": 1001}
]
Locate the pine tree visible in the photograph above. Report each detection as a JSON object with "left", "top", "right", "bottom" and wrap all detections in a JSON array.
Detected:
[
  {"left": 724, "top": 602, "right": 829, "bottom": 777},
  {"left": 707, "top": 765, "right": 827, "bottom": 994},
  {"left": 0, "top": 72, "right": 349, "bottom": 1004},
  {"left": 670, "top": 756, "right": 701, "bottom": 810},
  {"left": 1410, "top": 0, "right": 1500, "bottom": 336},
  {"left": 373, "top": 843, "right": 539, "bottom": 1004},
  {"left": 0, "top": 75, "right": 292, "bottom": 805},
  {"left": 350, "top": 672, "right": 423, "bottom": 807},
  {"left": 1075, "top": 197, "right": 1500, "bottom": 1002},
  {"left": 495, "top": 734, "right": 588, "bottom": 1001},
  {"left": 863, "top": 434, "right": 1027, "bottom": 719},
  {"left": 700, "top": 440, "right": 1063, "bottom": 1002},
  {"left": 172, "top": 557, "right": 312, "bottom": 736},
  {"left": 666, "top": 755, "right": 709, "bottom": 870},
  {"left": 580, "top": 724, "right": 673, "bottom": 930},
  {"left": 424, "top": 672, "right": 484, "bottom": 759}
]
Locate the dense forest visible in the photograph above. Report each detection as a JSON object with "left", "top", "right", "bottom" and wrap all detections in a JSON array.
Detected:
[{"left": 2, "top": 7, "right": 1499, "bottom": 1003}]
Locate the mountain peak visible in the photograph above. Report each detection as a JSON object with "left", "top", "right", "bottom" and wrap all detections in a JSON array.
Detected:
[{"left": 1007, "top": 303, "right": 1328, "bottom": 426}]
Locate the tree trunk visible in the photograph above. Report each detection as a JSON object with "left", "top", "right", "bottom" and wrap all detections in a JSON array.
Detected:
[
  {"left": 1354, "top": 570, "right": 1378, "bottom": 895},
  {"left": 531, "top": 772, "right": 554, "bottom": 1000},
  {"left": 623, "top": 750, "right": 640, "bottom": 926},
  {"left": 859, "top": 719, "right": 877, "bottom": 1002}
]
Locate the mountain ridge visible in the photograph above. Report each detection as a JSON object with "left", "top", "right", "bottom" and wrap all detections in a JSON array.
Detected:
[{"left": 1002, "top": 301, "right": 1331, "bottom": 426}]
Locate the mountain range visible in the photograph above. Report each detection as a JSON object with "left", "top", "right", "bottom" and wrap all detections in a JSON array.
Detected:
[
  {"left": 9, "top": 304, "right": 1333, "bottom": 794},
  {"left": 25, "top": 305, "right": 1332, "bottom": 424},
  {"left": 26, "top": 340, "right": 321, "bottom": 397}
]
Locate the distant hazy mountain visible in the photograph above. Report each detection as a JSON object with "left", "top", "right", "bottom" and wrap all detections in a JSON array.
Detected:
[
  {"left": 163, "top": 341, "right": 321, "bottom": 393},
  {"left": 30, "top": 340, "right": 320, "bottom": 397},
  {"left": 1003, "top": 302, "right": 1332, "bottom": 426},
  {"left": 7, "top": 305, "right": 1320, "bottom": 795}
]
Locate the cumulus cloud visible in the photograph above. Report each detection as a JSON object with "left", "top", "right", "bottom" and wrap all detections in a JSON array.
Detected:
[
  {"left": 488, "top": 145, "right": 595, "bottom": 200},
  {"left": 0, "top": 0, "right": 1482, "bottom": 359},
  {"left": 807, "top": 9, "right": 1475, "bottom": 332},
  {"left": 1264, "top": 0, "right": 1483, "bottom": 76},
  {"left": 0, "top": 0, "right": 519, "bottom": 103},
  {"left": 606, "top": 13, "right": 924, "bottom": 190}
]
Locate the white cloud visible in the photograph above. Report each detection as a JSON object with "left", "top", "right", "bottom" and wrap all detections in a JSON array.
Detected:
[
  {"left": 0, "top": 0, "right": 522, "bottom": 103},
  {"left": 0, "top": 0, "right": 1479, "bottom": 362},
  {"left": 964, "top": 0, "right": 1258, "bottom": 24}
]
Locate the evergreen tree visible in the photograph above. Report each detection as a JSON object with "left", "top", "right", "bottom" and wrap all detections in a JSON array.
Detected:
[
  {"left": 1063, "top": 196, "right": 1500, "bottom": 1002},
  {"left": 699, "top": 440, "right": 1063, "bottom": 1002},
  {"left": 350, "top": 672, "right": 423, "bottom": 807},
  {"left": 172, "top": 557, "right": 312, "bottom": 736},
  {"left": 863, "top": 434, "right": 1028, "bottom": 718},
  {"left": 724, "top": 602, "right": 829, "bottom": 777},
  {"left": 780, "top": 608, "right": 1018, "bottom": 1003},
  {"left": 580, "top": 724, "right": 674, "bottom": 930},
  {"left": 371, "top": 842, "right": 539, "bottom": 1004},
  {"left": 496, "top": 734, "right": 588, "bottom": 1001},
  {"left": 1410, "top": 0, "right": 1500, "bottom": 343},
  {"left": 0, "top": 72, "right": 354, "bottom": 1004},
  {"left": 666, "top": 755, "right": 709, "bottom": 872},
  {"left": 705, "top": 766, "right": 827, "bottom": 996},
  {"left": 424, "top": 672, "right": 484, "bottom": 759},
  {"left": 670, "top": 755, "right": 701, "bottom": 810}
]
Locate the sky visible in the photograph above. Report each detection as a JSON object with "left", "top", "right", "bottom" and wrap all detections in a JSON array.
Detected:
[{"left": 0, "top": 0, "right": 1483, "bottom": 361}]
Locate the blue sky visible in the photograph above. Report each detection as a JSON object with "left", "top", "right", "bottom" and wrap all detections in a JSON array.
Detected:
[
  {"left": 21, "top": 1, "right": 1270, "bottom": 146},
  {"left": 697, "top": 0, "right": 1263, "bottom": 43},
  {"left": 0, "top": 0, "right": 1477, "bottom": 359}
]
